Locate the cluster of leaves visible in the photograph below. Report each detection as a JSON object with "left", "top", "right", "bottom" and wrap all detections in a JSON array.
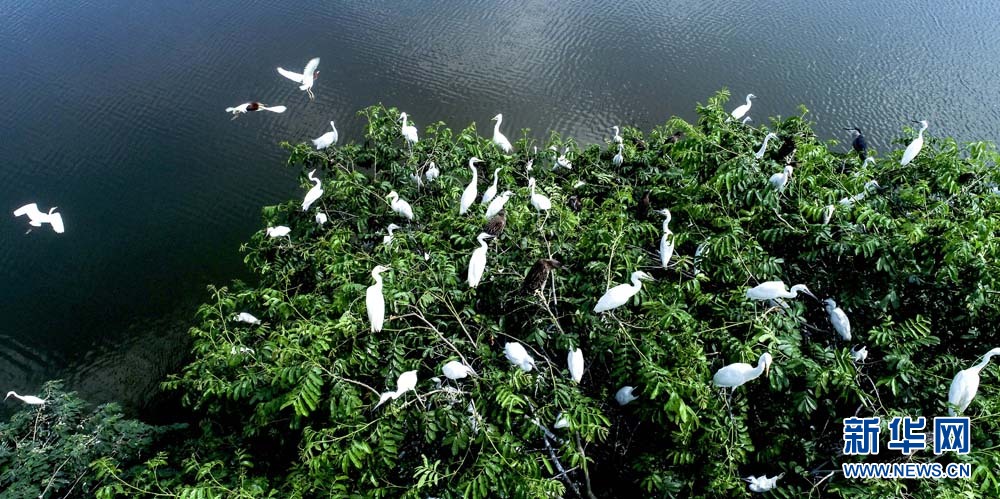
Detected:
[{"left": 89, "top": 91, "right": 1000, "bottom": 497}]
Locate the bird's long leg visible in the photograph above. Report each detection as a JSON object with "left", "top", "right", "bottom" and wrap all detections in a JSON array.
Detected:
[
  {"left": 719, "top": 388, "right": 736, "bottom": 427},
  {"left": 307, "top": 88, "right": 315, "bottom": 101},
  {"left": 231, "top": 113, "right": 240, "bottom": 121}
]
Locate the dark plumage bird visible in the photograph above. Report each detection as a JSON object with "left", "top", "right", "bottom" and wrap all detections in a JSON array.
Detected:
[
  {"left": 520, "top": 259, "right": 562, "bottom": 295},
  {"left": 667, "top": 131, "right": 684, "bottom": 144},
  {"left": 636, "top": 191, "right": 651, "bottom": 221},
  {"left": 776, "top": 135, "right": 796, "bottom": 161},
  {"left": 567, "top": 195, "right": 582, "bottom": 212},
  {"left": 483, "top": 210, "right": 506, "bottom": 237},
  {"left": 845, "top": 127, "right": 868, "bottom": 161}
]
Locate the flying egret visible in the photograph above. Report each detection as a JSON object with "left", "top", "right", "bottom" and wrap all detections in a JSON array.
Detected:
[
  {"left": 13, "top": 203, "right": 65, "bottom": 234},
  {"left": 467, "top": 232, "right": 494, "bottom": 288},
  {"left": 366, "top": 265, "right": 390, "bottom": 332},
  {"left": 442, "top": 360, "right": 476, "bottom": 380},
  {"left": 821, "top": 204, "right": 835, "bottom": 225},
  {"left": 382, "top": 223, "right": 401, "bottom": 246},
  {"left": 730, "top": 93, "right": 756, "bottom": 121},
  {"left": 900, "top": 120, "right": 929, "bottom": 166},
  {"left": 744, "top": 473, "right": 784, "bottom": 493},
  {"left": 657, "top": 209, "right": 674, "bottom": 268},
  {"left": 768, "top": 165, "right": 793, "bottom": 192},
  {"left": 824, "top": 298, "right": 851, "bottom": 341},
  {"left": 301, "top": 169, "right": 323, "bottom": 211},
  {"left": 948, "top": 347, "right": 1000, "bottom": 415},
  {"left": 755, "top": 132, "right": 778, "bottom": 159},
  {"left": 386, "top": 191, "right": 414, "bottom": 221},
  {"left": 483, "top": 210, "right": 506, "bottom": 237},
  {"left": 528, "top": 177, "right": 551, "bottom": 212},
  {"left": 594, "top": 271, "right": 654, "bottom": 313},
  {"left": 615, "top": 386, "right": 638, "bottom": 406},
  {"left": 234, "top": 312, "right": 260, "bottom": 325},
  {"left": 851, "top": 345, "right": 868, "bottom": 363},
  {"left": 504, "top": 342, "right": 535, "bottom": 372},
  {"left": 375, "top": 370, "right": 418, "bottom": 408},
  {"left": 713, "top": 353, "right": 773, "bottom": 389},
  {"left": 266, "top": 226, "right": 291, "bottom": 238},
  {"left": 746, "top": 281, "right": 817, "bottom": 301},
  {"left": 484, "top": 190, "right": 513, "bottom": 219},
  {"left": 312, "top": 121, "right": 338, "bottom": 150},
  {"left": 460, "top": 158, "right": 482, "bottom": 215},
  {"left": 425, "top": 161, "right": 440, "bottom": 182},
  {"left": 5, "top": 391, "right": 45, "bottom": 405},
  {"left": 611, "top": 126, "right": 623, "bottom": 145},
  {"left": 844, "top": 127, "right": 868, "bottom": 161},
  {"left": 612, "top": 143, "right": 624, "bottom": 166},
  {"left": 491, "top": 114, "right": 513, "bottom": 153},
  {"left": 400, "top": 112, "right": 419, "bottom": 148},
  {"left": 839, "top": 180, "right": 881, "bottom": 206},
  {"left": 276, "top": 57, "right": 320, "bottom": 100},
  {"left": 225, "top": 102, "right": 287, "bottom": 119},
  {"left": 481, "top": 167, "right": 502, "bottom": 205},
  {"left": 315, "top": 212, "right": 328, "bottom": 225},
  {"left": 568, "top": 348, "right": 584, "bottom": 384},
  {"left": 520, "top": 258, "right": 561, "bottom": 295}
]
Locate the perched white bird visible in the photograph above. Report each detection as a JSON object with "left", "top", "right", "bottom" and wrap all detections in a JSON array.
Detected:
[
  {"left": 612, "top": 143, "right": 624, "bottom": 166},
  {"left": 554, "top": 414, "right": 570, "bottom": 429},
  {"left": 386, "top": 191, "right": 414, "bottom": 221},
  {"left": 615, "top": 386, "right": 638, "bottom": 406},
  {"left": 234, "top": 312, "right": 261, "bottom": 325},
  {"left": 491, "top": 113, "right": 513, "bottom": 153},
  {"left": 594, "top": 271, "right": 654, "bottom": 313},
  {"left": 851, "top": 345, "right": 868, "bottom": 363},
  {"left": 5, "top": 391, "right": 45, "bottom": 405},
  {"left": 744, "top": 473, "right": 784, "bottom": 493},
  {"left": 713, "top": 353, "right": 773, "bottom": 389},
  {"left": 315, "top": 212, "right": 328, "bottom": 225},
  {"left": 611, "top": 126, "right": 623, "bottom": 145},
  {"left": 366, "top": 265, "right": 390, "bottom": 332},
  {"left": 276, "top": 57, "right": 320, "bottom": 100},
  {"left": 824, "top": 298, "right": 851, "bottom": 341},
  {"left": 768, "top": 165, "right": 793, "bottom": 192},
  {"left": 553, "top": 147, "right": 573, "bottom": 170},
  {"left": 375, "top": 370, "right": 418, "bottom": 408},
  {"left": 467, "top": 232, "right": 494, "bottom": 288},
  {"left": 568, "top": 348, "right": 584, "bottom": 384},
  {"left": 400, "top": 112, "right": 419, "bottom": 148},
  {"left": 481, "top": 168, "right": 502, "bottom": 205},
  {"left": 301, "top": 169, "right": 323, "bottom": 211},
  {"left": 730, "top": 93, "right": 756, "bottom": 120},
  {"left": 266, "top": 226, "right": 291, "bottom": 238},
  {"left": 528, "top": 177, "right": 551, "bottom": 212},
  {"left": 900, "top": 120, "right": 929, "bottom": 166},
  {"left": 460, "top": 158, "right": 482, "bottom": 215},
  {"left": 839, "top": 180, "right": 881, "bottom": 207},
  {"left": 524, "top": 158, "right": 534, "bottom": 173},
  {"left": 755, "top": 132, "right": 778, "bottom": 159},
  {"left": 225, "top": 102, "right": 287, "bottom": 119},
  {"left": 657, "top": 209, "right": 674, "bottom": 268},
  {"left": 312, "top": 121, "right": 338, "bottom": 150},
  {"left": 425, "top": 161, "right": 440, "bottom": 182},
  {"left": 442, "top": 360, "right": 476, "bottom": 380},
  {"left": 948, "top": 347, "right": 1000, "bottom": 415},
  {"left": 504, "top": 342, "right": 535, "bottom": 372},
  {"left": 13, "top": 203, "right": 65, "bottom": 234},
  {"left": 484, "top": 190, "right": 513, "bottom": 219},
  {"left": 746, "top": 281, "right": 817, "bottom": 301},
  {"left": 382, "top": 223, "right": 401, "bottom": 246},
  {"left": 821, "top": 204, "right": 835, "bottom": 225}
]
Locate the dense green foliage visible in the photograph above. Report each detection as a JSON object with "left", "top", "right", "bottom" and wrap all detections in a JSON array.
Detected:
[{"left": 7, "top": 90, "right": 1000, "bottom": 497}]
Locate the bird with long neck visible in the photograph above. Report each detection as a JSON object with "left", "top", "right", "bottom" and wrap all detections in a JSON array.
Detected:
[
  {"left": 593, "top": 271, "right": 653, "bottom": 313},
  {"left": 366, "top": 265, "right": 390, "bottom": 332},
  {"left": 301, "top": 169, "right": 323, "bottom": 211},
  {"left": 460, "top": 158, "right": 481, "bottom": 214},
  {"left": 658, "top": 209, "right": 674, "bottom": 268},
  {"left": 491, "top": 114, "right": 513, "bottom": 153},
  {"left": 900, "top": 120, "right": 928, "bottom": 165},
  {"left": 713, "top": 353, "right": 773, "bottom": 389},
  {"left": 948, "top": 348, "right": 1000, "bottom": 415},
  {"left": 755, "top": 132, "right": 778, "bottom": 159},
  {"left": 5, "top": 391, "right": 46, "bottom": 405},
  {"left": 730, "top": 93, "right": 755, "bottom": 120},
  {"left": 467, "top": 232, "right": 494, "bottom": 288},
  {"left": 481, "top": 167, "right": 501, "bottom": 205}
]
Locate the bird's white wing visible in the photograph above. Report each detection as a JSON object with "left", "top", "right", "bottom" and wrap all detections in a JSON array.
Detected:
[
  {"left": 261, "top": 105, "right": 287, "bottom": 113},
  {"left": 301, "top": 57, "right": 320, "bottom": 87},
  {"left": 948, "top": 370, "right": 977, "bottom": 414},
  {"left": 48, "top": 212, "right": 65, "bottom": 233},
  {"left": 276, "top": 67, "right": 305, "bottom": 83},
  {"left": 13, "top": 203, "right": 41, "bottom": 218}
]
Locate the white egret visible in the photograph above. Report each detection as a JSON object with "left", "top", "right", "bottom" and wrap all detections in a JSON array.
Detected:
[
  {"left": 491, "top": 114, "right": 513, "bottom": 153},
  {"left": 755, "top": 132, "right": 778, "bottom": 159},
  {"left": 744, "top": 473, "right": 784, "bottom": 493},
  {"left": 266, "top": 226, "right": 291, "bottom": 238},
  {"left": 821, "top": 204, "right": 835, "bottom": 225},
  {"left": 851, "top": 345, "right": 868, "bottom": 363},
  {"left": 13, "top": 203, "right": 65, "bottom": 234},
  {"left": 400, "top": 112, "right": 419, "bottom": 148},
  {"left": 657, "top": 209, "right": 674, "bottom": 268},
  {"left": 730, "top": 93, "right": 756, "bottom": 120},
  {"left": 839, "top": 180, "right": 881, "bottom": 207},
  {"left": 746, "top": 281, "right": 817, "bottom": 301},
  {"left": 612, "top": 143, "right": 624, "bottom": 166},
  {"left": 524, "top": 158, "right": 534, "bottom": 173},
  {"left": 593, "top": 271, "right": 654, "bottom": 313},
  {"left": 425, "top": 161, "right": 440, "bottom": 182},
  {"left": 230, "top": 345, "right": 254, "bottom": 355},
  {"left": 768, "top": 165, "right": 793, "bottom": 192},
  {"left": 225, "top": 102, "right": 287, "bottom": 119},
  {"left": 312, "top": 121, "right": 338, "bottom": 150},
  {"left": 568, "top": 348, "right": 584, "bottom": 384},
  {"left": 948, "top": 348, "right": 1000, "bottom": 415},
  {"left": 386, "top": 191, "right": 414, "bottom": 221},
  {"left": 366, "top": 265, "right": 390, "bottom": 332},
  {"left": 504, "top": 342, "right": 535, "bottom": 372},
  {"left": 713, "top": 353, "right": 773, "bottom": 389},
  {"left": 481, "top": 167, "right": 502, "bottom": 205},
  {"left": 375, "top": 370, "right": 418, "bottom": 408},
  {"left": 615, "top": 386, "right": 638, "bottom": 406},
  {"left": 460, "top": 158, "right": 482, "bottom": 215},
  {"left": 554, "top": 414, "right": 570, "bottom": 429},
  {"left": 824, "top": 298, "right": 851, "bottom": 341},
  {"left": 442, "top": 360, "right": 476, "bottom": 380},
  {"left": 900, "top": 120, "right": 929, "bottom": 166},
  {"left": 276, "top": 57, "right": 320, "bottom": 100},
  {"left": 484, "top": 190, "right": 513, "bottom": 219},
  {"left": 5, "top": 391, "right": 45, "bottom": 405},
  {"left": 467, "top": 232, "right": 494, "bottom": 288},
  {"left": 315, "top": 212, "right": 328, "bottom": 225},
  {"left": 528, "top": 177, "right": 551, "bottom": 212},
  {"left": 234, "top": 312, "right": 261, "bottom": 325},
  {"left": 612, "top": 126, "right": 623, "bottom": 144},
  {"left": 301, "top": 169, "right": 323, "bottom": 211},
  {"left": 554, "top": 147, "right": 573, "bottom": 170},
  {"left": 382, "top": 223, "right": 401, "bottom": 246}
]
